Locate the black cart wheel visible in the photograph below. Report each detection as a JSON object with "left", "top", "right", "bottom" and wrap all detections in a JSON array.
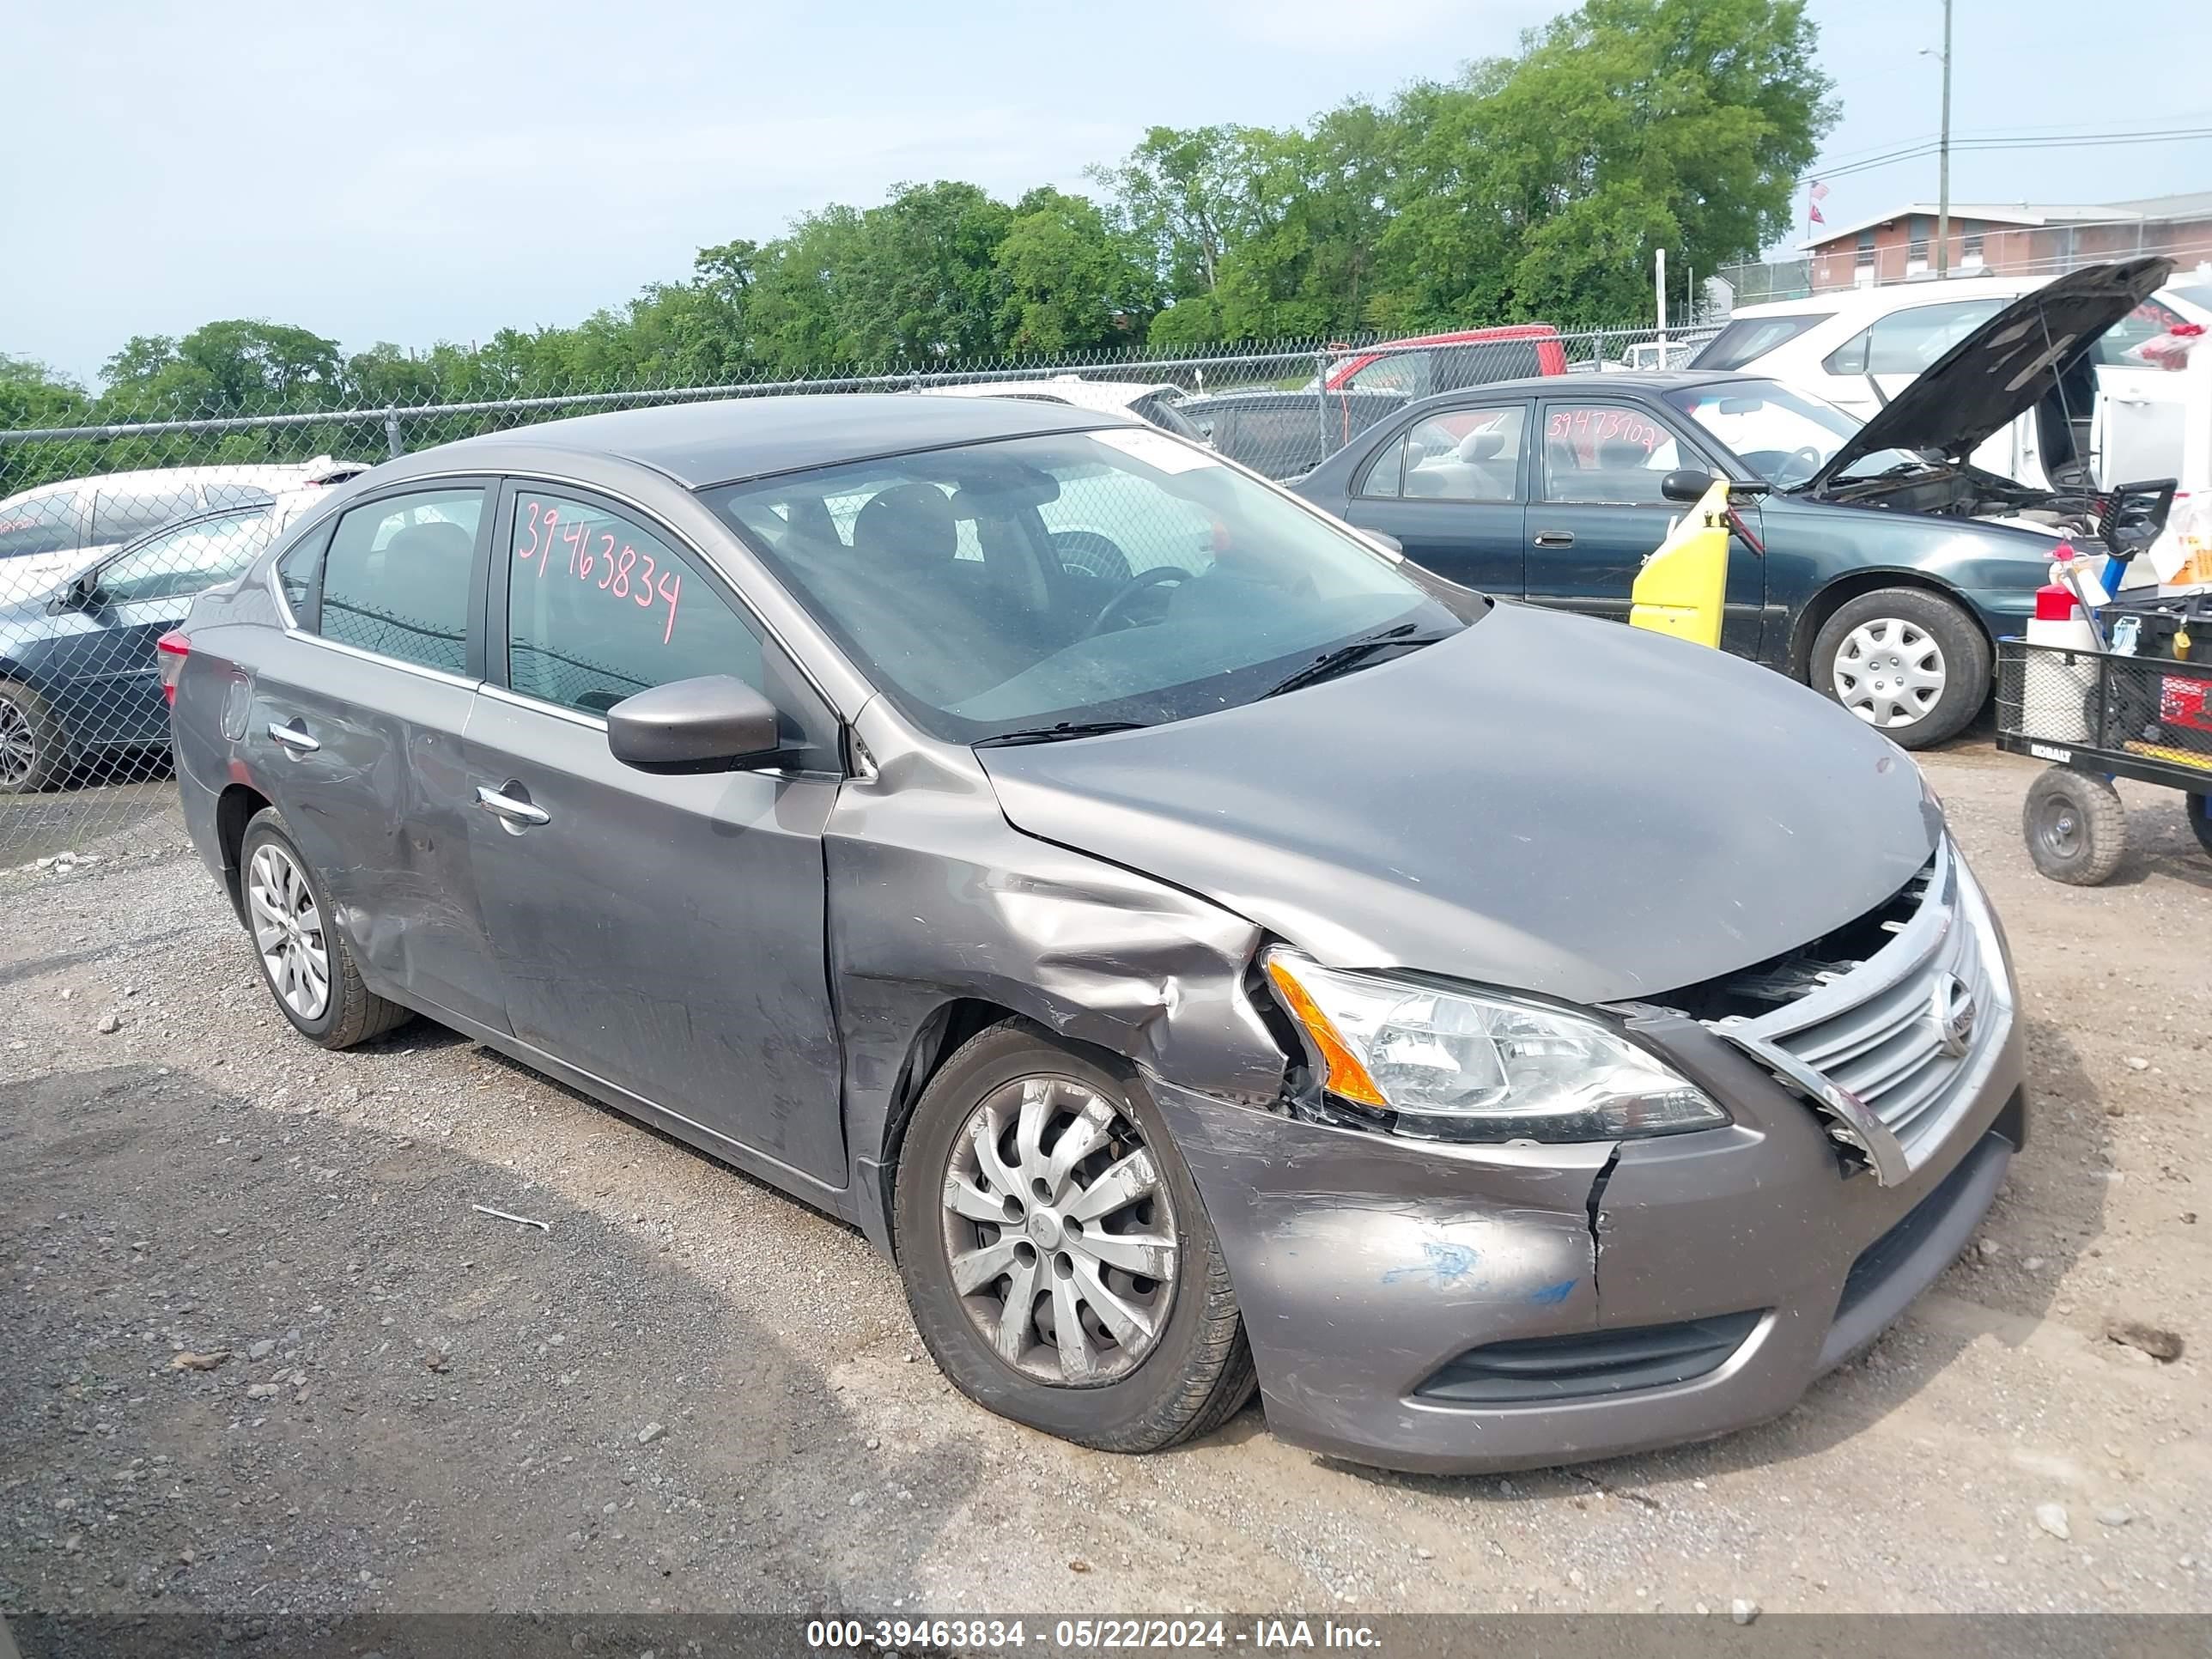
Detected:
[
  {"left": 2023, "top": 767, "right": 2130, "bottom": 885},
  {"left": 2188, "top": 793, "right": 2212, "bottom": 860}
]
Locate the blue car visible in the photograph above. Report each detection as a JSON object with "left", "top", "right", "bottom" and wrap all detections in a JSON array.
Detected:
[{"left": 0, "top": 503, "right": 280, "bottom": 791}]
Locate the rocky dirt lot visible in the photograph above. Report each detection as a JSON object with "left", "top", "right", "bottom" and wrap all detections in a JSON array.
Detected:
[{"left": 0, "top": 745, "right": 2206, "bottom": 1624}]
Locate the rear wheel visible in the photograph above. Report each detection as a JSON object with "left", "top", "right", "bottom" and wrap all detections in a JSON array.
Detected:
[
  {"left": 892, "top": 1023, "right": 1255, "bottom": 1453},
  {"left": 0, "top": 679, "right": 65, "bottom": 793},
  {"left": 2188, "top": 793, "right": 2212, "bottom": 860},
  {"left": 2023, "top": 767, "right": 2129, "bottom": 885},
  {"left": 239, "top": 807, "right": 411, "bottom": 1048},
  {"left": 1810, "top": 587, "right": 1991, "bottom": 750}
]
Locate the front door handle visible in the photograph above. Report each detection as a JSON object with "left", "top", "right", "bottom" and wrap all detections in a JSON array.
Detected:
[
  {"left": 476, "top": 784, "right": 550, "bottom": 828},
  {"left": 1532, "top": 531, "right": 1576, "bottom": 548},
  {"left": 267, "top": 720, "right": 319, "bottom": 753}
]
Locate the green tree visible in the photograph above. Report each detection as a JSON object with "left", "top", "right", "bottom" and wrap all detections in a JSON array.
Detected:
[
  {"left": 0, "top": 356, "right": 91, "bottom": 429},
  {"left": 100, "top": 319, "right": 344, "bottom": 417},
  {"left": 1091, "top": 126, "right": 1261, "bottom": 302},
  {"left": 994, "top": 187, "right": 1156, "bottom": 353},
  {"left": 1378, "top": 0, "right": 1834, "bottom": 326}
]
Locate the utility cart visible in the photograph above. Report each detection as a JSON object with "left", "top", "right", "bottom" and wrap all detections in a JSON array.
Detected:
[{"left": 1996, "top": 596, "right": 2212, "bottom": 884}]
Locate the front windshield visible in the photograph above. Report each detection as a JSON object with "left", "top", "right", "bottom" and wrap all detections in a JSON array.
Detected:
[
  {"left": 707, "top": 428, "right": 1470, "bottom": 743},
  {"left": 1665, "top": 379, "right": 1918, "bottom": 489}
]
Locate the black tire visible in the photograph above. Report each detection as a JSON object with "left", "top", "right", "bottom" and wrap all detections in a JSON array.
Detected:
[
  {"left": 2023, "top": 767, "right": 2129, "bottom": 885},
  {"left": 0, "top": 678, "right": 67, "bottom": 793},
  {"left": 1809, "top": 587, "right": 1992, "bottom": 750},
  {"left": 2189, "top": 793, "right": 2212, "bottom": 860},
  {"left": 238, "top": 807, "right": 412, "bottom": 1048},
  {"left": 891, "top": 1022, "right": 1255, "bottom": 1454}
]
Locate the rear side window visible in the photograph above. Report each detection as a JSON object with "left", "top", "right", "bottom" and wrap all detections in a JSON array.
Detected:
[
  {"left": 1689, "top": 313, "right": 1833, "bottom": 371},
  {"left": 91, "top": 484, "right": 200, "bottom": 545},
  {"left": 505, "top": 490, "right": 762, "bottom": 716},
  {"left": 317, "top": 488, "right": 485, "bottom": 673}
]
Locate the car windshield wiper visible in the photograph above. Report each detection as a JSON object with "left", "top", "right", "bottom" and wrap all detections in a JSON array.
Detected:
[
  {"left": 1261, "top": 623, "right": 1442, "bottom": 700},
  {"left": 972, "top": 720, "right": 1152, "bottom": 749}
]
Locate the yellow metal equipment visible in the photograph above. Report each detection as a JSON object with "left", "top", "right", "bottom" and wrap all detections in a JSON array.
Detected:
[{"left": 1630, "top": 477, "right": 1730, "bottom": 649}]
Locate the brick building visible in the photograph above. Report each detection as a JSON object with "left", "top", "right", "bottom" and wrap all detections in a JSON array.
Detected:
[{"left": 1800, "top": 191, "right": 2212, "bottom": 292}]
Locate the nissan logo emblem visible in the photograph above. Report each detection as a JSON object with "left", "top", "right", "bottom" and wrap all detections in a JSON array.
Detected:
[{"left": 1931, "top": 973, "right": 1978, "bottom": 1059}]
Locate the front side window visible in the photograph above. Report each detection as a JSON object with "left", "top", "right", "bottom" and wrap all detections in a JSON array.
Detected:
[
  {"left": 708, "top": 427, "right": 1470, "bottom": 742},
  {"left": 91, "top": 484, "right": 200, "bottom": 546},
  {"left": 0, "top": 507, "right": 84, "bottom": 559},
  {"left": 317, "top": 488, "right": 484, "bottom": 672},
  {"left": 95, "top": 509, "right": 271, "bottom": 605},
  {"left": 505, "top": 490, "right": 762, "bottom": 716},
  {"left": 1822, "top": 298, "right": 2006, "bottom": 377},
  {"left": 1540, "top": 404, "right": 1685, "bottom": 504}
]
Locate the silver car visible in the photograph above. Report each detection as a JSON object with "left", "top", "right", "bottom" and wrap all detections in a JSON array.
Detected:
[{"left": 165, "top": 394, "right": 2027, "bottom": 1472}]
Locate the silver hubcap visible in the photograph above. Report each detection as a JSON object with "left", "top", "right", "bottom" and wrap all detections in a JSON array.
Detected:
[
  {"left": 940, "top": 1077, "right": 1179, "bottom": 1386},
  {"left": 1833, "top": 617, "right": 1947, "bottom": 728},
  {"left": 246, "top": 843, "right": 331, "bottom": 1021},
  {"left": 0, "top": 701, "right": 37, "bottom": 787}
]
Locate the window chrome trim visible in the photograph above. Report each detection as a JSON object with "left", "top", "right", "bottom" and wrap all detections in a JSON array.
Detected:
[{"left": 477, "top": 680, "right": 606, "bottom": 731}]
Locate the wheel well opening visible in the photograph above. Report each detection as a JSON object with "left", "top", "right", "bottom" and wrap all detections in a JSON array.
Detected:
[
  {"left": 1791, "top": 572, "right": 1989, "bottom": 681},
  {"left": 874, "top": 998, "right": 1019, "bottom": 1236},
  {"left": 215, "top": 783, "right": 270, "bottom": 917}
]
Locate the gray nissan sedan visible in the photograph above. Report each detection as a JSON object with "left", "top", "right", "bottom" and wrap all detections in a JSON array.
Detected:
[{"left": 164, "top": 393, "right": 2027, "bottom": 1473}]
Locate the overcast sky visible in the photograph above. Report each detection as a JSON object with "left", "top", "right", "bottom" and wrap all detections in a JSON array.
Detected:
[{"left": 6, "top": 0, "right": 2209, "bottom": 385}]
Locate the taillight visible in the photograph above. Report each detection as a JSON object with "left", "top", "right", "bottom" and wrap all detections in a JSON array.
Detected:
[{"left": 155, "top": 629, "right": 190, "bottom": 705}]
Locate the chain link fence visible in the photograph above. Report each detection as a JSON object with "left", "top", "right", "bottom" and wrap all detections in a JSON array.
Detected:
[{"left": 0, "top": 321, "right": 1713, "bottom": 866}]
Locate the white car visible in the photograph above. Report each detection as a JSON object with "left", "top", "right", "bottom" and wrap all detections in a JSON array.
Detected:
[
  {"left": 0, "top": 457, "right": 370, "bottom": 605},
  {"left": 1694, "top": 274, "right": 2212, "bottom": 503},
  {"left": 921, "top": 376, "right": 1206, "bottom": 441}
]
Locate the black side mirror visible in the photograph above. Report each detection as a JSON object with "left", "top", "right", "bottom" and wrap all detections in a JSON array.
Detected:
[
  {"left": 1660, "top": 470, "right": 1719, "bottom": 504},
  {"left": 45, "top": 571, "right": 99, "bottom": 615},
  {"left": 606, "top": 675, "right": 782, "bottom": 772}
]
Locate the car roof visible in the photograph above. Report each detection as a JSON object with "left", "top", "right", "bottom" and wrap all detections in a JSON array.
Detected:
[
  {"left": 1721, "top": 277, "right": 2045, "bottom": 321},
  {"left": 1352, "top": 324, "right": 1562, "bottom": 347},
  {"left": 416, "top": 393, "right": 1127, "bottom": 489},
  {"left": 1388, "top": 369, "right": 1735, "bottom": 401},
  {"left": 921, "top": 379, "right": 1181, "bottom": 413}
]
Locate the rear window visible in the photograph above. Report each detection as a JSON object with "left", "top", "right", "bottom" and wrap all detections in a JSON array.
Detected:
[{"left": 1689, "top": 313, "right": 1834, "bottom": 371}]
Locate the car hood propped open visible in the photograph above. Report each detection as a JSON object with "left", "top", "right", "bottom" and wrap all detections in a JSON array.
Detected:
[
  {"left": 976, "top": 604, "right": 1942, "bottom": 1006},
  {"left": 1802, "top": 256, "right": 2174, "bottom": 491}
]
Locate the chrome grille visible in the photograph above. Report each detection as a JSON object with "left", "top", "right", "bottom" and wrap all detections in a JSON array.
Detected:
[{"left": 1713, "top": 840, "right": 2008, "bottom": 1169}]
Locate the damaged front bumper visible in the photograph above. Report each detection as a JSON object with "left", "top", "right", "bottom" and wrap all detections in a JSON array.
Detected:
[{"left": 1146, "top": 986, "right": 2026, "bottom": 1474}]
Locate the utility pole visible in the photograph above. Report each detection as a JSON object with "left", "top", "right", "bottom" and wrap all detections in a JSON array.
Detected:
[{"left": 1936, "top": 0, "right": 1954, "bottom": 276}]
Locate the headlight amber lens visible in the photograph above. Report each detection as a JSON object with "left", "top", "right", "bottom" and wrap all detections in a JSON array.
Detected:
[{"left": 1262, "top": 948, "right": 1728, "bottom": 1141}]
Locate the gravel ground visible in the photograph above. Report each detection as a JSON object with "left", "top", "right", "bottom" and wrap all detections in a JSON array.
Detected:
[{"left": 1, "top": 744, "right": 2206, "bottom": 1621}]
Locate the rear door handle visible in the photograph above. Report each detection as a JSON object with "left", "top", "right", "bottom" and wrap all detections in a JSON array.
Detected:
[
  {"left": 1532, "top": 531, "right": 1576, "bottom": 548},
  {"left": 266, "top": 720, "right": 319, "bottom": 753},
  {"left": 476, "top": 785, "right": 550, "bottom": 828}
]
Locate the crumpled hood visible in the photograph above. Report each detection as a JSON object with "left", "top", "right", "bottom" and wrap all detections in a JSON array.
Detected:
[
  {"left": 977, "top": 604, "right": 1942, "bottom": 1006},
  {"left": 1806, "top": 257, "right": 2173, "bottom": 489}
]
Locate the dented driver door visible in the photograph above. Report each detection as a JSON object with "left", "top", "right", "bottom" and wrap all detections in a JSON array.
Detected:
[{"left": 460, "top": 482, "right": 848, "bottom": 1186}]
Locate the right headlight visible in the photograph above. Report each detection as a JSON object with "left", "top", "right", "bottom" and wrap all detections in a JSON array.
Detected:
[{"left": 1262, "top": 947, "right": 1728, "bottom": 1143}]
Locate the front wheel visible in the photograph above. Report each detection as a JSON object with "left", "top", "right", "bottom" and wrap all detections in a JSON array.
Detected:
[
  {"left": 2023, "top": 767, "right": 2129, "bottom": 885},
  {"left": 892, "top": 1023, "right": 1255, "bottom": 1453},
  {"left": 1810, "top": 587, "right": 1992, "bottom": 750}
]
